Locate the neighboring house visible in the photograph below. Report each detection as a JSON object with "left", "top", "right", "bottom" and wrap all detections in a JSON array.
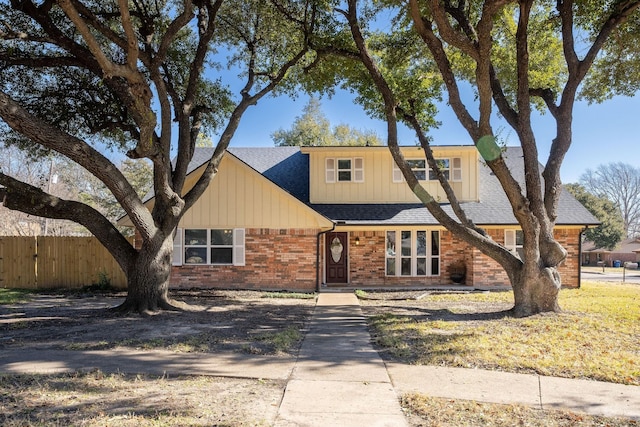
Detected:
[
  {"left": 582, "top": 238, "right": 640, "bottom": 267},
  {"left": 121, "top": 145, "right": 598, "bottom": 291}
]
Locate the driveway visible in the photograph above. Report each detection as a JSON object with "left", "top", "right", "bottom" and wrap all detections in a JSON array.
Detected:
[{"left": 581, "top": 267, "right": 640, "bottom": 284}]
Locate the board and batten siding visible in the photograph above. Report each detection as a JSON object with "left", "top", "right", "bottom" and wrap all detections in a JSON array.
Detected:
[
  {"left": 179, "top": 154, "right": 332, "bottom": 229},
  {"left": 303, "top": 146, "right": 479, "bottom": 204}
]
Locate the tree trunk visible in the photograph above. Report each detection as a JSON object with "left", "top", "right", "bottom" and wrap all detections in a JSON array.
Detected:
[
  {"left": 115, "top": 233, "right": 183, "bottom": 313},
  {"left": 510, "top": 265, "right": 561, "bottom": 317}
]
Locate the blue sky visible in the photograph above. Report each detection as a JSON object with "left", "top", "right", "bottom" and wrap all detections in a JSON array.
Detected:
[{"left": 224, "top": 89, "right": 639, "bottom": 185}]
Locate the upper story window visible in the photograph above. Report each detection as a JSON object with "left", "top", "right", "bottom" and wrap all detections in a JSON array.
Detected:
[
  {"left": 393, "top": 157, "right": 462, "bottom": 183},
  {"left": 326, "top": 157, "right": 364, "bottom": 183}
]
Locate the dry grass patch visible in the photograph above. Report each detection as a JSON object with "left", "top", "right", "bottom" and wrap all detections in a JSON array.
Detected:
[
  {"left": 0, "top": 289, "right": 32, "bottom": 305},
  {"left": 402, "top": 393, "right": 638, "bottom": 427},
  {"left": 0, "top": 371, "right": 283, "bottom": 426},
  {"left": 364, "top": 281, "right": 640, "bottom": 385}
]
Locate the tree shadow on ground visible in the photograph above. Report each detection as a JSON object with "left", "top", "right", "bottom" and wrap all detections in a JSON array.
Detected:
[{"left": 0, "top": 290, "right": 316, "bottom": 356}]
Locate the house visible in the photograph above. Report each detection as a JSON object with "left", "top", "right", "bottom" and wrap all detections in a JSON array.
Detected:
[
  {"left": 582, "top": 238, "right": 640, "bottom": 267},
  {"left": 125, "top": 145, "right": 598, "bottom": 291}
]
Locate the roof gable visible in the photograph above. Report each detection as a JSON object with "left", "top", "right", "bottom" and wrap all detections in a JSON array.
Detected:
[{"left": 178, "top": 146, "right": 598, "bottom": 227}]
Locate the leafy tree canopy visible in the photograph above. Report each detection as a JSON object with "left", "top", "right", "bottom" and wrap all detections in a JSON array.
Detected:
[
  {"left": 310, "top": 0, "right": 640, "bottom": 317},
  {"left": 0, "top": 0, "right": 336, "bottom": 312},
  {"left": 565, "top": 183, "right": 624, "bottom": 250},
  {"left": 272, "top": 97, "right": 383, "bottom": 146}
]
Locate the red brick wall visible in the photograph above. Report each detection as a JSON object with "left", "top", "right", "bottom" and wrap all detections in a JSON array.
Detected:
[
  {"left": 166, "top": 226, "right": 582, "bottom": 290},
  {"left": 170, "top": 228, "right": 320, "bottom": 291},
  {"left": 466, "top": 228, "right": 582, "bottom": 289},
  {"left": 347, "top": 227, "right": 582, "bottom": 289}
]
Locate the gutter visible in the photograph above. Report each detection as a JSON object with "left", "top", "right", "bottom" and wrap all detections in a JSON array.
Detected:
[
  {"left": 578, "top": 226, "right": 588, "bottom": 289},
  {"left": 316, "top": 222, "right": 337, "bottom": 293}
]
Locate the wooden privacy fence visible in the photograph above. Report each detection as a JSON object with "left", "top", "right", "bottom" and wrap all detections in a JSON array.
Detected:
[{"left": 0, "top": 236, "right": 127, "bottom": 289}]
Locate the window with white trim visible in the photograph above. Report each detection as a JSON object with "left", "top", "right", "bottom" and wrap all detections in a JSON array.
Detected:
[
  {"left": 393, "top": 158, "right": 461, "bottom": 182},
  {"left": 172, "top": 228, "right": 183, "bottom": 266},
  {"left": 428, "top": 159, "right": 451, "bottom": 180},
  {"left": 505, "top": 229, "right": 524, "bottom": 259},
  {"left": 326, "top": 157, "right": 364, "bottom": 183},
  {"left": 174, "top": 228, "right": 245, "bottom": 266},
  {"left": 386, "top": 229, "right": 440, "bottom": 276}
]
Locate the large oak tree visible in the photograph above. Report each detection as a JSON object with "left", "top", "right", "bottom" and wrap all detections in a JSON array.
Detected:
[
  {"left": 326, "top": 0, "right": 640, "bottom": 316},
  {"left": 0, "top": 0, "right": 329, "bottom": 312}
]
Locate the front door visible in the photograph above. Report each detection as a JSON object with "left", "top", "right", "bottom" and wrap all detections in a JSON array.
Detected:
[{"left": 325, "top": 232, "right": 348, "bottom": 284}]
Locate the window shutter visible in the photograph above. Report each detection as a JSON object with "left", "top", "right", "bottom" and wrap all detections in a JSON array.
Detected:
[
  {"left": 233, "top": 228, "right": 245, "bottom": 266},
  {"left": 172, "top": 228, "right": 183, "bottom": 266},
  {"left": 354, "top": 157, "right": 364, "bottom": 182},
  {"left": 392, "top": 162, "right": 404, "bottom": 182},
  {"left": 325, "top": 158, "right": 335, "bottom": 183},
  {"left": 452, "top": 157, "right": 462, "bottom": 181},
  {"left": 504, "top": 230, "right": 516, "bottom": 252}
]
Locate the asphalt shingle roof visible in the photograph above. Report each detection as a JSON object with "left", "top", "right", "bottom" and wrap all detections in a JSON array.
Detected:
[{"left": 189, "top": 146, "right": 598, "bottom": 227}]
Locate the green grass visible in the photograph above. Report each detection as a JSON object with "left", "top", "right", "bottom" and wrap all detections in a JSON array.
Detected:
[
  {"left": 0, "top": 288, "right": 32, "bottom": 304},
  {"left": 260, "top": 291, "right": 316, "bottom": 299},
  {"left": 354, "top": 289, "right": 369, "bottom": 298},
  {"left": 253, "top": 326, "right": 302, "bottom": 353},
  {"left": 368, "top": 281, "right": 640, "bottom": 385}
]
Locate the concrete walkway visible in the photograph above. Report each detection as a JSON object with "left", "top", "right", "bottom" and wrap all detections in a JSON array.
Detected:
[
  {"left": 274, "top": 293, "right": 408, "bottom": 426},
  {"left": 0, "top": 293, "right": 639, "bottom": 424}
]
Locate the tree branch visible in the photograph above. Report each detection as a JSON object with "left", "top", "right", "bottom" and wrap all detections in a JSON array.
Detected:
[
  {"left": 0, "top": 90, "right": 155, "bottom": 240},
  {"left": 0, "top": 174, "right": 135, "bottom": 272}
]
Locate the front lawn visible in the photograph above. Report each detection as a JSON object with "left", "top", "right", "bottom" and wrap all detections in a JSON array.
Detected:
[{"left": 362, "top": 281, "right": 640, "bottom": 385}]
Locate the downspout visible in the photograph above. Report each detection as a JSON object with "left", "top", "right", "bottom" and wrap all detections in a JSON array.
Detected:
[
  {"left": 316, "top": 222, "right": 336, "bottom": 293},
  {"left": 578, "top": 226, "right": 588, "bottom": 289}
]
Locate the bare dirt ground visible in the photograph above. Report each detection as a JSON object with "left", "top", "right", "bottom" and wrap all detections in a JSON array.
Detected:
[
  {"left": 0, "top": 290, "right": 316, "bottom": 354},
  {"left": 0, "top": 290, "right": 316, "bottom": 426}
]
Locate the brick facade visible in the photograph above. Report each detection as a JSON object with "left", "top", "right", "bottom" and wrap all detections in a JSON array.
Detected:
[
  {"left": 170, "top": 228, "right": 321, "bottom": 291},
  {"left": 343, "top": 227, "right": 582, "bottom": 289},
  {"left": 462, "top": 228, "right": 582, "bottom": 289},
  {"left": 138, "top": 226, "right": 582, "bottom": 291}
]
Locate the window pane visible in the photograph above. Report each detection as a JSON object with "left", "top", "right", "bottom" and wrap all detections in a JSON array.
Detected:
[
  {"left": 338, "top": 171, "right": 352, "bottom": 181},
  {"left": 406, "top": 159, "right": 425, "bottom": 169},
  {"left": 386, "top": 231, "right": 396, "bottom": 256},
  {"left": 416, "top": 231, "right": 426, "bottom": 256},
  {"left": 431, "top": 231, "right": 440, "bottom": 255},
  {"left": 401, "top": 258, "right": 411, "bottom": 275},
  {"left": 185, "top": 247, "right": 206, "bottom": 264},
  {"left": 416, "top": 258, "right": 426, "bottom": 276},
  {"left": 354, "top": 158, "right": 363, "bottom": 168},
  {"left": 414, "top": 171, "right": 426, "bottom": 180},
  {"left": 429, "top": 170, "right": 451, "bottom": 180},
  {"left": 211, "top": 229, "right": 233, "bottom": 245},
  {"left": 436, "top": 159, "right": 450, "bottom": 169},
  {"left": 185, "top": 229, "right": 207, "bottom": 245},
  {"left": 386, "top": 258, "right": 396, "bottom": 276},
  {"left": 401, "top": 231, "right": 411, "bottom": 256},
  {"left": 431, "top": 259, "right": 439, "bottom": 275},
  {"left": 338, "top": 159, "right": 351, "bottom": 169},
  {"left": 211, "top": 248, "right": 233, "bottom": 264},
  {"left": 515, "top": 230, "right": 524, "bottom": 246}
]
